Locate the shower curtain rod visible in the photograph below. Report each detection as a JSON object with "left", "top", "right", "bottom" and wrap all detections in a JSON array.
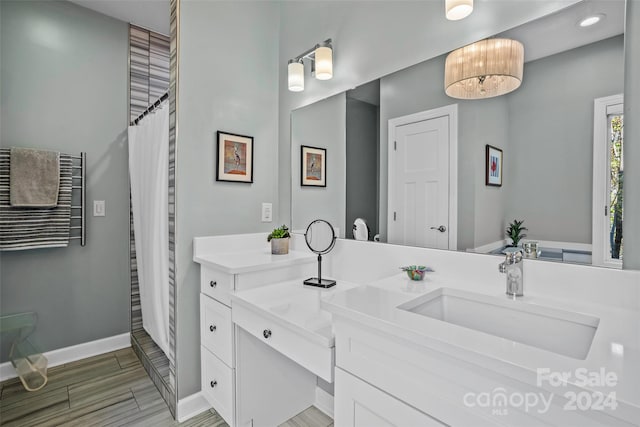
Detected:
[{"left": 130, "top": 91, "right": 169, "bottom": 126}]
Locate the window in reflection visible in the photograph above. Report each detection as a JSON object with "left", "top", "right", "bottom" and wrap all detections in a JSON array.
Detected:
[{"left": 608, "top": 114, "right": 623, "bottom": 260}]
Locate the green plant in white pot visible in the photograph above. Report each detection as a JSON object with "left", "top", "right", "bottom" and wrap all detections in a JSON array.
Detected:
[
  {"left": 505, "top": 219, "right": 527, "bottom": 247},
  {"left": 268, "top": 225, "right": 290, "bottom": 255}
]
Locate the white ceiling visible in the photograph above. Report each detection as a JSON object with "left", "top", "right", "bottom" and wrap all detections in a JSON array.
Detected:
[
  {"left": 67, "top": 0, "right": 623, "bottom": 64},
  {"left": 68, "top": 0, "right": 170, "bottom": 35},
  {"left": 500, "top": 0, "right": 624, "bottom": 62}
]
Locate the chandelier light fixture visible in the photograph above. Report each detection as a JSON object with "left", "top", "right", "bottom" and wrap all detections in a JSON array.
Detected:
[
  {"left": 445, "top": 0, "right": 473, "bottom": 21},
  {"left": 444, "top": 38, "right": 524, "bottom": 100},
  {"left": 287, "top": 39, "right": 333, "bottom": 92}
]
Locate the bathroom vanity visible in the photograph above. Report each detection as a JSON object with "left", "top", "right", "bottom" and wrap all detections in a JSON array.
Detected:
[
  {"left": 194, "top": 234, "right": 318, "bottom": 426},
  {"left": 194, "top": 233, "right": 640, "bottom": 427},
  {"left": 325, "top": 277, "right": 638, "bottom": 426}
]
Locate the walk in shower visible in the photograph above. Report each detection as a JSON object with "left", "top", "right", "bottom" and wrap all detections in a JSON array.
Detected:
[{"left": 127, "top": 24, "right": 176, "bottom": 416}]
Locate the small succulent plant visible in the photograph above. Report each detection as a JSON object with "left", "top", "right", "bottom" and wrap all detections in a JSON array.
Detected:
[
  {"left": 267, "top": 225, "right": 290, "bottom": 242},
  {"left": 506, "top": 219, "right": 528, "bottom": 247}
]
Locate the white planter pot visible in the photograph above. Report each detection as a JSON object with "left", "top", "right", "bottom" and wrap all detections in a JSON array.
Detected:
[{"left": 270, "top": 238, "right": 289, "bottom": 255}]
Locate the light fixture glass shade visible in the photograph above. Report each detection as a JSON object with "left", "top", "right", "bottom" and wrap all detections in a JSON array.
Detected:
[
  {"left": 444, "top": 38, "right": 524, "bottom": 100},
  {"left": 446, "top": 0, "right": 473, "bottom": 21},
  {"left": 288, "top": 60, "right": 304, "bottom": 92},
  {"left": 314, "top": 46, "right": 333, "bottom": 80}
]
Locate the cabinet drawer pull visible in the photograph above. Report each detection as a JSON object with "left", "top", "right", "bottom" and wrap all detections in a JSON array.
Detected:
[
  {"left": 209, "top": 280, "right": 217, "bottom": 288},
  {"left": 263, "top": 329, "right": 272, "bottom": 339},
  {"left": 210, "top": 380, "right": 217, "bottom": 388},
  {"left": 209, "top": 325, "right": 217, "bottom": 332}
]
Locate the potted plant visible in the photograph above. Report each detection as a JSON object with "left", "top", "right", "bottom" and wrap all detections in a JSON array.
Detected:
[
  {"left": 267, "top": 225, "right": 291, "bottom": 255},
  {"left": 506, "top": 219, "right": 527, "bottom": 247}
]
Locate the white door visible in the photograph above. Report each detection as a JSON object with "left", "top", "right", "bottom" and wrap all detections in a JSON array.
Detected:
[{"left": 389, "top": 113, "right": 451, "bottom": 249}]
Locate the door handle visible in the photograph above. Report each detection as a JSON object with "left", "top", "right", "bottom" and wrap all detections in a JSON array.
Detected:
[{"left": 430, "top": 225, "right": 447, "bottom": 233}]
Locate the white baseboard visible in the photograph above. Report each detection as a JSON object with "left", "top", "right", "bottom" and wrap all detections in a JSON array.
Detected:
[
  {"left": 315, "top": 386, "right": 334, "bottom": 419},
  {"left": 177, "top": 391, "right": 211, "bottom": 422},
  {"left": 0, "top": 332, "right": 130, "bottom": 382}
]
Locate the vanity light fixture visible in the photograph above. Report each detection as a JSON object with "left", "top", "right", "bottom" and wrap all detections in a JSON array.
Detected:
[
  {"left": 288, "top": 59, "right": 304, "bottom": 92},
  {"left": 579, "top": 13, "right": 605, "bottom": 28},
  {"left": 444, "top": 38, "right": 524, "bottom": 100},
  {"left": 445, "top": 0, "right": 473, "bottom": 21},
  {"left": 287, "top": 39, "right": 333, "bottom": 92}
]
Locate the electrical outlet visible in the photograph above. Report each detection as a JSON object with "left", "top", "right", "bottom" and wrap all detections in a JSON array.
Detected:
[
  {"left": 93, "top": 200, "right": 105, "bottom": 217},
  {"left": 261, "top": 202, "right": 272, "bottom": 222}
]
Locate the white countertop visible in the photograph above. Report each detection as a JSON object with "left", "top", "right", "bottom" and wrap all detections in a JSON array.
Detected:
[
  {"left": 193, "top": 249, "right": 316, "bottom": 274},
  {"left": 232, "top": 279, "right": 359, "bottom": 347},
  {"left": 322, "top": 272, "right": 640, "bottom": 412}
]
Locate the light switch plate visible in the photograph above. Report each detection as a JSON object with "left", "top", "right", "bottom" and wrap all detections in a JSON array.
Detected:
[
  {"left": 93, "top": 200, "right": 105, "bottom": 217},
  {"left": 261, "top": 202, "right": 272, "bottom": 222}
]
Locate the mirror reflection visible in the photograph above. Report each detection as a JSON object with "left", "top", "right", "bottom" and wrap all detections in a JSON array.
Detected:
[{"left": 291, "top": 0, "right": 625, "bottom": 268}]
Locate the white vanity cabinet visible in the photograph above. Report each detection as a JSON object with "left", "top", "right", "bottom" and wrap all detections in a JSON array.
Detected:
[
  {"left": 194, "top": 242, "right": 316, "bottom": 427},
  {"left": 230, "top": 280, "right": 356, "bottom": 426},
  {"left": 335, "top": 368, "right": 445, "bottom": 427},
  {"left": 326, "top": 283, "right": 639, "bottom": 427}
]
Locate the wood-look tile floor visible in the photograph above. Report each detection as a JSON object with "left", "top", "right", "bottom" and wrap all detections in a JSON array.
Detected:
[
  {"left": 278, "top": 406, "right": 333, "bottom": 427},
  {"left": 0, "top": 348, "right": 332, "bottom": 427}
]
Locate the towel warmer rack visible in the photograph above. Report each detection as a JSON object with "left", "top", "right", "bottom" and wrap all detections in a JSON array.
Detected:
[
  {"left": 70, "top": 152, "right": 86, "bottom": 246},
  {"left": 0, "top": 149, "right": 86, "bottom": 247}
]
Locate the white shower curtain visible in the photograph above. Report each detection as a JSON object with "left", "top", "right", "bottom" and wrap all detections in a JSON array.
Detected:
[{"left": 128, "top": 103, "right": 171, "bottom": 360}]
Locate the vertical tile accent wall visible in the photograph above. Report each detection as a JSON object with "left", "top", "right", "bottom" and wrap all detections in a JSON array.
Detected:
[
  {"left": 129, "top": 26, "right": 170, "bottom": 121},
  {"left": 168, "top": 0, "right": 179, "bottom": 400},
  {"left": 128, "top": 24, "right": 175, "bottom": 416}
]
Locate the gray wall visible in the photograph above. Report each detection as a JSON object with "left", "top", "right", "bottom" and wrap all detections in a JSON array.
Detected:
[
  {"left": 505, "top": 35, "right": 624, "bottom": 244},
  {"left": 346, "top": 97, "right": 379, "bottom": 239},
  {"left": 291, "top": 93, "right": 346, "bottom": 236},
  {"left": 0, "top": 1, "right": 129, "bottom": 360},
  {"left": 623, "top": 0, "right": 640, "bottom": 270},
  {"left": 176, "top": 0, "right": 280, "bottom": 398},
  {"left": 470, "top": 98, "right": 510, "bottom": 248}
]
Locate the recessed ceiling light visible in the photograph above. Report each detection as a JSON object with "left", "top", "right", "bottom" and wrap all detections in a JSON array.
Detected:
[{"left": 579, "top": 14, "right": 605, "bottom": 28}]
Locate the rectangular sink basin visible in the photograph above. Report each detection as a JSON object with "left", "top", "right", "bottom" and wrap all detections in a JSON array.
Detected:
[{"left": 398, "top": 288, "right": 599, "bottom": 359}]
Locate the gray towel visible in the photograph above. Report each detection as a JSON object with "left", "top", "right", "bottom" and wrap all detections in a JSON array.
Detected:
[{"left": 10, "top": 148, "right": 60, "bottom": 207}]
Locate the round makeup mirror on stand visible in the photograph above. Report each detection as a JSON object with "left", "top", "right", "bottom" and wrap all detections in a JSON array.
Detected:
[{"left": 303, "top": 219, "right": 337, "bottom": 288}]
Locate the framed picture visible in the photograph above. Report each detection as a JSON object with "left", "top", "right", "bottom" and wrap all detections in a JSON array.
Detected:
[
  {"left": 216, "top": 131, "right": 253, "bottom": 183},
  {"left": 301, "top": 145, "right": 326, "bottom": 187},
  {"left": 486, "top": 144, "right": 503, "bottom": 187}
]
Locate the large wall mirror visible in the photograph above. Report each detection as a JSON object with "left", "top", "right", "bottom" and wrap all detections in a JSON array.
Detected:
[{"left": 291, "top": 0, "right": 626, "bottom": 268}]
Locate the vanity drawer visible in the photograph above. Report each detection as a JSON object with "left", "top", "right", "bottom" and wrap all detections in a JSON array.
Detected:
[
  {"left": 200, "top": 265, "right": 234, "bottom": 306},
  {"left": 201, "top": 347, "right": 235, "bottom": 426},
  {"left": 200, "top": 295, "right": 234, "bottom": 367},
  {"left": 232, "top": 303, "right": 334, "bottom": 382}
]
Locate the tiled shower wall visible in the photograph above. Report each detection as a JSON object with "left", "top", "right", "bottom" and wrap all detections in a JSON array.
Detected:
[
  {"left": 168, "top": 0, "right": 178, "bottom": 401},
  {"left": 129, "top": 25, "right": 171, "bottom": 121},
  {"left": 128, "top": 24, "right": 175, "bottom": 416}
]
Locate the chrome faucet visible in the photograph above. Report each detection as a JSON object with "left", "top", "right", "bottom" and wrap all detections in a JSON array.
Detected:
[{"left": 499, "top": 251, "right": 524, "bottom": 297}]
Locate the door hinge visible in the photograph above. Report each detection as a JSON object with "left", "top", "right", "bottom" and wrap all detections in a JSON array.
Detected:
[
  {"left": 394, "top": 140, "right": 397, "bottom": 151},
  {"left": 394, "top": 211, "right": 397, "bottom": 221},
  {"left": 605, "top": 205, "right": 608, "bottom": 216}
]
